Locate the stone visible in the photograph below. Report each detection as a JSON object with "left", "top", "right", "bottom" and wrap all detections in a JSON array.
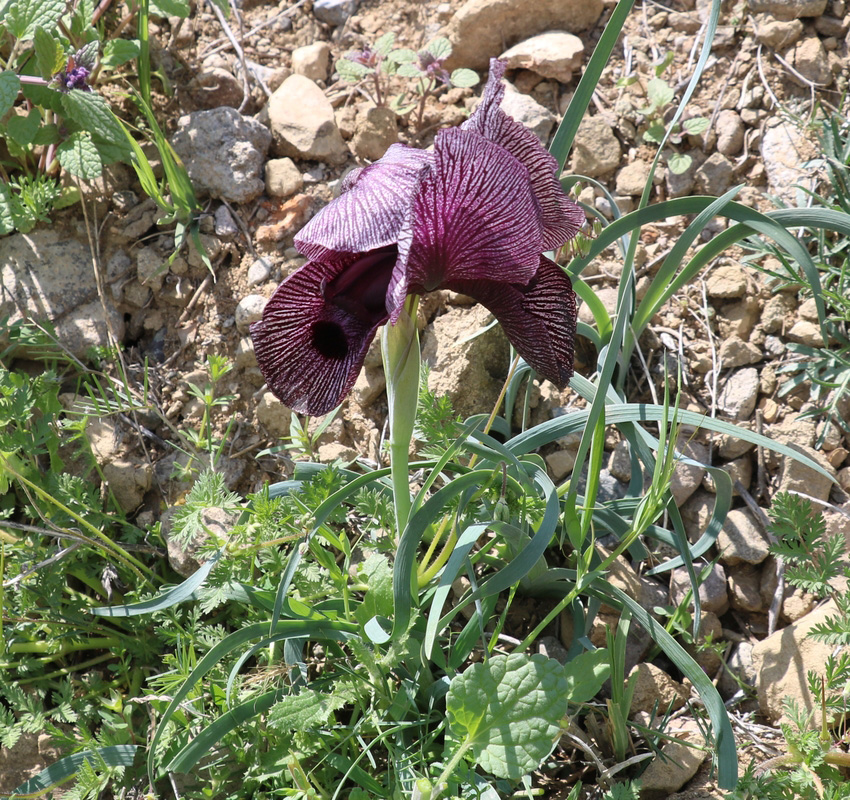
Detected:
[
  {"left": 422, "top": 305, "right": 510, "bottom": 418},
  {"left": 317, "top": 442, "right": 358, "bottom": 463},
  {"left": 171, "top": 107, "right": 270, "bottom": 204},
  {"left": 615, "top": 160, "right": 651, "bottom": 196},
  {"left": 717, "top": 368, "right": 759, "bottom": 420},
  {"left": 291, "top": 42, "right": 331, "bottom": 82},
  {"left": 268, "top": 75, "right": 347, "bottom": 164},
  {"left": 546, "top": 448, "right": 577, "bottom": 479},
  {"left": 706, "top": 265, "right": 748, "bottom": 298},
  {"left": 754, "top": 15, "right": 805, "bottom": 48},
  {"left": 761, "top": 292, "right": 796, "bottom": 333},
  {"left": 719, "top": 335, "right": 762, "bottom": 367},
  {"left": 680, "top": 490, "right": 717, "bottom": 544},
  {"left": 629, "top": 663, "right": 690, "bottom": 715},
  {"left": 671, "top": 562, "right": 729, "bottom": 615},
  {"left": 192, "top": 67, "right": 243, "bottom": 108},
  {"left": 162, "top": 506, "right": 235, "bottom": 578},
  {"left": 500, "top": 84, "right": 558, "bottom": 143},
  {"left": 761, "top": 120, "right": 818, "bottom": 204},
  {"left": 694, "top": 151, "right": 734, "bottom": 195},
  {"left": 312, "top": 0, "right": 358, "bottom": 27},
  {"left": 214, "top": 205, "right": 238, "bottom": 238},
  {"left": 256, "top": 391, "right": 292, "bottom": 436},
  {"left": 752, "top": 601, "right": 839, "bottom": 725},
  {"left": 718, "top": 640, "right": 757, "bottom": 699},
  {"left": 784, "top": 37, "right": 833, "bottom": 87},
  {"left": 136, "top": 246, "right": 165, "bottom": 291},
  {"left": 234, "top": 336, "right": 256, "bottom": 368},
  {"left": 728, "top": 563, "right": 765, "bottom": 612},
  {"left": 716, "top": 298, "right": 760, "bottom": 340},
  {"left": 351, "top": 104, "right": 398, "bottom": 160},
  {"left": 717, "top": 508, "right": 770, "bottom": 565},
  {"left": 608, "top": 439, "right": 632, "bottom": 482},
  {"left": 444, "top": 0, "right": 604, "bottom": 71},
  {"left": 570, "top": 115, "right": 622, "bottom": 177},
  {"left": 747, "top": 0, "right": 827, "bottom": 18},
  {"left": 102, "top": 459, "right": 152, "bottom": 512},
  {"left": 787, "top": 319, "right": 826, "bottom": 346},
  {"left": 500, "top": 31, "right": 585, "bottom": 83},
  {"left": 235, "top": 294, "right": 267, "bottom": 334},
  {"left": 664, "top": 151, "right": 700, "bottom": 197},
  {"left": 714, "top": 109, "right": 745, "bottom": 156},
  {"left": 351, "top": 366, "right": 386, "bottom": 407},
  {"left": 265, "top": 157, "right": 304, "bottom": 197},
  {"left": 0, "top": 227, "right": 124, "bottom": 359},
  {"left": 638, "top": 720, "right": 708, "bottom": 799},
  {"left": 670, "top": 436, "right": 709, "bottom": 507},
  {"left": 777, "top": 444, "right": 836, "bottom": 501},
  {"left": 247, "top": 257, "right": 272, "bottom": 286}
]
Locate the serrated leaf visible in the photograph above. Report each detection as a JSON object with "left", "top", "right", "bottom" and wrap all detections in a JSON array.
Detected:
[
  {"left": 643, "top": 123, "right": 666, "bottom": 145},
  {"left": 149, "top": 0, "right": 190, "bottom": 17},
  {"left": 449, "top": 68, "right": 479, "bottom": 88},
  {"left": 61, "top": 89, "right": 125, "bottom": 144},
  {"left": 268, "top": 690, "right": 347, "bottom": 731},
  {"left": 34, "top": 26, "right": 65, "bottom": 78},
  {"left": 0, "top": 71, "right": 21, "bottom": 117},
  {"left": 5, "top": 0, "right": 65, "bottom": 39},
  {"left": 646, "top": 77, "right": 674, "bottom": 108},
  {"left": 57, "top": 131, "right": 102, "bottom": 179},
  {"left": 21, "top": 81, "right": 64, "bottom": 112},
  {"left": 425, "top": 36, "right": 452, "bottom": 60},
  {"left": 75, "top": 39, "right": 99, "bottom": 70},
  {"left": 336, "top": 58, "right": 372, "bottom": 81},
  {"left": 397, "top": 62, "right": 423, "bottom": 78},
  {"left": 6, "top": 108, "right": 42, "bottom": 146},
  {"left": 447, "top": 653, "right": 568, "bottom": 781},
  {"left": 373, "top": 31, "right": 395, "bottom": 56},
  {"left": 0, "top": 184, "right": 15, "bottom": 236},
  {"left": 32, "top": 122, "right": 59, "bottom": 145},
  {"left": 387, "top": 48, "right": 417, "bottom": 64},
  {"left": 667, "top": 151, "right": 692, "bottom": 175},
  {"left": 353, "top": 553, "right": 393, "bottom": 628},
  {"left": 101, "top": 38, "right": 140, "bottom": 69},
  {"left": 682, "top": 116, "right": 709, "bottom": 135},
  {"left": 563, "top": 648, "right": 610, "bottom": 704}
]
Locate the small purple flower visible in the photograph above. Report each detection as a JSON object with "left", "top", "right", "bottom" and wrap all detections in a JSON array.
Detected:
[
  {"left": 251, "top": 59, "right": 585, "bottom": 416},
  {"left": 417, "top": 51, "right": 450, "bottom": 85},
  {"left": 54, "top": 64, "right": 92, "bottom": 92}
]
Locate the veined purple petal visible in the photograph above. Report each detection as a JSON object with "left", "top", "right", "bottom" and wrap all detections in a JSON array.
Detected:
[
  {"left": 295, "top": 144, "right": 432, "bottom": 262},
  {"left": 444, "top": 256, "right": 576, "bottom": 388},
  {"left": 464, "top": 59, "right": 585, "bottom": 249},
  {"left": 250, "top": 251, "right": 395, "bottom": 415},
  {"left": 389, "top": 126, "right": 545, "bottom": 313}
]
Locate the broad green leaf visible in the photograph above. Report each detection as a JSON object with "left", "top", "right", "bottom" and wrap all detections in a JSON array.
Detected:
[
  {"left": 5, "top": 107, "right": 41, "bottom": 145},
  {"left": 61, "top": 89, "right": 125, "bottom": 144},
  {"left": 21, "top": 80, "right": 64, "bottom": 112},
  {"left": 101, "top": 38, "right": 141, "bottom": 68},
  {"left": 425, "top": 36, "right": 452, "bottom": 60},
  {"left": 353, "top": 553, "right": 394, "bottom": 628},
  {"left": 34, "top": 26, "right": 65, "bottom": 78},
  {"left": 642, "top": 122, "right": 666, "bottom": 144},
  {"left": 388, "top": 48, "right": 417, "bottom": 64},
  {"left": 450, "top": 68, "right": 479, "bottom": 88},
  {"left": 646, "top": 77, "right": 674, "bottom": 108},
  {"left": 75, "top": 39, "right": 99, "bottom": 69},
  {"left": 5, "top": 0, "right": 65, "bottom": 39},
  {"left": 653, "top": 50, "right": 675, "bottom": 77},
  {"left": 57, "top": 131, "right": 102, "bottom": 179},
  {"left": 682, "top": 116, "right": 709, "bottom": 135},
  {"left": 10, "top": 745, "right": 140, "bottom": 796},
  {"left": 0, "top": 71, "right": 21, "bottom": 117},
  {"left": 563, "top": 648, "right": 610, "bottom": 704},
  {"left": 397, "top": 62, "right": 423, "bottom": 78},
  {"left": 32, "top": 121, "right": 59, "bottom": 145},
  {"left": 373, "top": 31, "right": 395, "bottom": 56},
  {"left": 336, "top": 57, "right": 372, "bottom": 81},
  {"left": 667, "top": 151, "right": 692, "bottom": 174},
  {"left": 0, "top": 184, "right": 15, "bottom": 235},
  {"left": 268, "top": 689, "right": 347, "bottom": 731},
  {"left": 149, "top": 0, "right": 190, "bottom": 16},
  {"left": 447, "top": 653, "right": 568, "bottom": 781}
]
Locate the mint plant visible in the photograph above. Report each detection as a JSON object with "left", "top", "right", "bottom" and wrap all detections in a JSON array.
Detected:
[{"left": 336, "top": 33, "right": 479, "bottom": 132}]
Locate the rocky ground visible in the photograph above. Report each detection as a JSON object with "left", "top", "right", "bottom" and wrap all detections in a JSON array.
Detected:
[{"left": 2, "top": 0, "right": 850, "bottom": 795}]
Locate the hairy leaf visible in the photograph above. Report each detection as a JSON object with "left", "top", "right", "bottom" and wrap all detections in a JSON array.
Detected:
[
  {"left": 5, "top": 0, "right": 65, "bottom": 39},
  {"left": 0, "top": 71, "right": 21, "bottom": 117},
  {"left": 57, "top": 131, "right": 103, "bottom": 179}
]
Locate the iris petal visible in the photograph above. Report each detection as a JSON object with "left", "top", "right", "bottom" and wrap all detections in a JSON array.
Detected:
[
  {"left": 295, "top": 144, "right": 432, "bottom": 262},
  {"left": 389, "top": 127, "right": 545, "bottom": 313},
  {"left": 463, "top": 59, "right": 585, "bottom": 250},
  {"left": 251, "top": 256, "right": 393, "bottom": 415},
  {"left": 443, "top": 256, "right": 576, "bottom": 388}
]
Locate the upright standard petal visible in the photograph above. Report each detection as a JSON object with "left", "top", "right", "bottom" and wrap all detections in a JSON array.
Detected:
[
  {"left": 251, "top": 251, "right": 395, "bottom": 415},
  {"left": 389, "top": 127, "right": 545, "bottom": 313},
  {"left": 443, "top": 256, "right": 577, "bottom": 388},
  {"left": 295, "top": 144, "right": 432, "bottom": 262},
  {"left": 463, "top": 59, "right": 585, "bottom": 250}
]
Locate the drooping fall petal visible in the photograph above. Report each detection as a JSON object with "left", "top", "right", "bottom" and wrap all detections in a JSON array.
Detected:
[
  {"left": 251, "top": 250, "right": 396, "bottom": 415},
  {"left": 389, "top": 126, "right": 545, "bottom": 313},
  {"left": 295, "top": 144, "right": 432, "bottom": 263},
  {"left": 463, "top": 59, "right": 585, "bottom": 250},
  {"left": 443, "top": 256, "right": 577, "bottom": 388}
]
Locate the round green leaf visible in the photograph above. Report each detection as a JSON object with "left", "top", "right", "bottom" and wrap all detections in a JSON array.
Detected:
[
  {"left": 667, "top": 151, "right": 692, "bottom": 175},
  {"left": 425, "top": 36, "right": 452, "bottom": 60},
  {"left": 0, "top": 71, "right": 21, "bottom": 118},
  {"left": 57, "top": 131, "right": 102, "bottom": 179},
  {"left": 682, "top": 116, "right": 709, "bottom": 135},
  {"left": 447, "top": 653, "right": 568, "bottom": 781},
  {"left": 450, "top": 68, "right": 480, "bottom": 88}
]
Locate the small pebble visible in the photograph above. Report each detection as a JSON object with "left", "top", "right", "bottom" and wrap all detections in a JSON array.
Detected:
[{"left": 247, "top": 257, "right": 272, "bottom": 286}]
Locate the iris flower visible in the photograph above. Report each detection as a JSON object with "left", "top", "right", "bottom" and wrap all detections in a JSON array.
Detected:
[{"left": 251, "top": 59, "right": 585, "bottom": 416}]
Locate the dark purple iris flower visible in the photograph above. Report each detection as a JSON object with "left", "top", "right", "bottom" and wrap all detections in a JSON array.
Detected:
[{"left": 251, "top": 59, "right": 585, "bottom": 416}]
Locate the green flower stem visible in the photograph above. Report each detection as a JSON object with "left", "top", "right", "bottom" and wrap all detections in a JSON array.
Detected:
[{"left": 381, "top": 295, "right": 421, "bottom": 541}]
